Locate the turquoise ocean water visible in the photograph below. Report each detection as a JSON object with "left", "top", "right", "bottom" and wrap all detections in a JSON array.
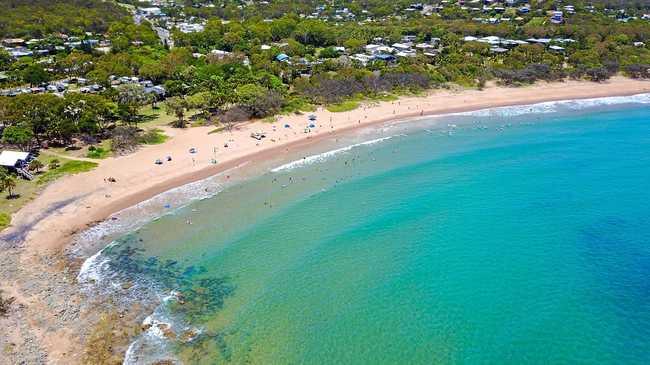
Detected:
[{"left": 80, "top": 96, "right": 650, "bottom": 364}]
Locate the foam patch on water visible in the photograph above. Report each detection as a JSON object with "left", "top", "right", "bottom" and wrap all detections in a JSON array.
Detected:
[
  {"left": 452, "top": 93, "right": 650, "bottom": 118},
  {"left": 123, "top": 291, "right": 198, "bottom": 365},
  {"left": 271, "top": 135, "right": 402, "bottom": 172}
]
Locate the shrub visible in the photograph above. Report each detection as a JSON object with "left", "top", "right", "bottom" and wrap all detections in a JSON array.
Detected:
[
  {"left": 110, "top": 126, "right": 139, "bottom": 153},
  {"left": 48, "top": 159, "right": 60, "bottom": 170},
  {"left": 493, "top": 64, "right": 564, "bottom": 85},
  {"left": 0, "top": 212, "right": 10, "bottom": 231},
  {"left": 625, "top": 64, "right": 650, "bottom": 79},
  {"left": 86, "top": 146, "right": 110, "bottom": 159},
  {"left": 0, "top": 289, "right": 15, "bottom": 317}
]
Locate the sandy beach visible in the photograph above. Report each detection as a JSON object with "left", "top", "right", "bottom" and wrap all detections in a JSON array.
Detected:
[
  {"left": 6, "top": 77, "right": 650, "bottom": 254},
  {"left": 1, "top": 77, "right": 649, "bottom": 363}
]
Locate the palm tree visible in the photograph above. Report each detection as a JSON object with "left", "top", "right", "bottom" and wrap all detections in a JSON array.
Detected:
[{"left": 0, "top": 175, "right": 16, "bottom": 198}]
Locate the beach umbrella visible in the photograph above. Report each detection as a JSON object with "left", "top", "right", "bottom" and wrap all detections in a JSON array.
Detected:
[{"left": 284, "top": 124, "right": 291, "bottom": 128}]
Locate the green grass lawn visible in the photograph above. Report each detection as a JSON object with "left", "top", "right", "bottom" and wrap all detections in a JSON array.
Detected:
[
  {"left": 86, "top": 140, "right": 112, "bottom": 159},
  {"left": 326, "top": 100, "right": 360, "bottom": 113},
  {"left": 139, "top": 128, "right": 168, "bottom": 145},
  {"left": 139, "top": 104, "right": 176, "bottom": 128},
  {"left": 139, "top": 104, "right": 202, "bottom": 128},
  {"left": 37, "top": 160, "right": 98, "bottom": 185},
  {"left": 0, "top": 152, "right": 99, "bottom": 231},
  {"left": 0, "top": 212, "right": 10, "bottom": 230},
  {"left": 281, "top": 97, "right": 317, "bottom": 114}
]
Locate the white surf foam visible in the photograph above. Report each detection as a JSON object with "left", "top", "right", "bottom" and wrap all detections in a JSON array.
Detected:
[
  {"left": 452, "top": 93, "right": 650, "bottom": 118},
  {"left": 271, "top": 135, "right": 401, "bottom": 172},
  {"left": 123, "top": 291, "right": 200, "bottom": 365}
]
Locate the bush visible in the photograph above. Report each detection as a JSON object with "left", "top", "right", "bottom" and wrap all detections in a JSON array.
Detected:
[
  {"left": 0, "top": 212, "right": 10, "bottom": 231},
  {"left": 625, "top": 64, "right": 650, "bottom": 79},
  {"left": 48, "top": 159, "right": 60, "bottom": 170},
  {"left": 86, "top": 146, "right": 110, "bottom": 159},
  {"left": 300, "top": 72, "right": 430, "bottom": 104},
  {"left": 110, "top": 126, "right": 139, "bottom": 153},
  {"left": 493, "top": 64, "right": 564, "bottom": 85},
  {"left": 584, "top": 67, "right": 611, "bottom": 82},
  {"left": 0, "top": 289, "right": 15, "bottom": 317},
  {"left": 219, "top": 106, "right": 250, "bottom": 131},
  {"left": 242, "top": 91, "right": 284, "bottom": 118}
]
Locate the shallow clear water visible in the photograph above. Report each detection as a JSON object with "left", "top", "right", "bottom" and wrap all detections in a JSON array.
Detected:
[{"left": 90, "top": 100, "right": 650, "bottom": 364}]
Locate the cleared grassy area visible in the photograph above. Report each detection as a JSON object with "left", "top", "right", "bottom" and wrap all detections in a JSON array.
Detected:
[
  {"left": 138, "top": 104, "right": 176, "bottom": 128},
  {"left": 326, "top": 100, "right": 360, "bottom": 113},
  {"left": 282, "top": 97, "right": 317, "bottom": 114},
  {"left": 37, "top": 160, "right": 98, "bottom": 185},
  {"left": 369, "top": 93, "right": 399, "bottom": 102},
  {"left": 86, "top": 140, "right": 112, "bottom": 159},
  {"left": 139, "top": 128, "right": 168, "bottom": 145},
  {"left": 139, "top": 104, "right": 202, "bottom": 128}
]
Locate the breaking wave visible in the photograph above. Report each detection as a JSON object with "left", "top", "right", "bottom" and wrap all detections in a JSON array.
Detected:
[
  {"left": 271, "top": 135, "right": 403, "bottom": 172},
  {"left": 452, "top": 93, "right": 650, "bottom": 118}
]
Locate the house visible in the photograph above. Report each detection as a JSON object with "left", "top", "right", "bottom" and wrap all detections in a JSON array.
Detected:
[
  {"left": 275, "top": 53, "right": 290, "bottom": 62},
  {"left": 350, "top": 53, "right": 372, "bottom": 66},
  {"left": 490, "top": 47, "right": 509, "bottom": 53},
  {"left": 0, "top": 151, "right": 33, "bottom": 179},
  {"left": 1, "top": 38, "right": 25, "bottom": 46},
  {"left": 210, "top": 49, "right": 231, "bottom": 59},
  {"left": 373, "top": 53, "right": 397, "bottom": 62},
  {"left": 416, "top": 42, "right": 437, "bottom": 51},
  {"left": 391, "top": 43, "right": 412, "bottom": 51},
  {"left": 478, "top": 36, "right": 501, "bottom": 45},
  {"left": 526, "top": 38, "right": 551, "bottom": 45},
  {"left": 396, "top": 50, "right": 416, "bottom": 57},
  {"left": 365, "top": 44, "right": 382, "bottom": 54},
  {"left": 178, "top": 23, "right": 204, "bottom": 33},
  {"left": 8, "top": 48, "right": 33, "bottom": 58},
  {"left": 139, "top": 7, "right": 162, "bottom": 16},
  {"left": 402, "top": 35, "right": 417, "bottom": 43},
  {"left": 550, "top": 11, "right": 563, "bottom": 24}
]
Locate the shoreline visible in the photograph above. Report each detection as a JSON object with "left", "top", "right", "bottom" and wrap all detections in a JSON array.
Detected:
[
  {"left": 1, "top": 76, "right": 650, "bottom": 363},
  {"left": 13, "top": 78, "right": 650, "bottom": 252},
  {"left": 49, "top": 78, "right": 650, "bottom": 242}
]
